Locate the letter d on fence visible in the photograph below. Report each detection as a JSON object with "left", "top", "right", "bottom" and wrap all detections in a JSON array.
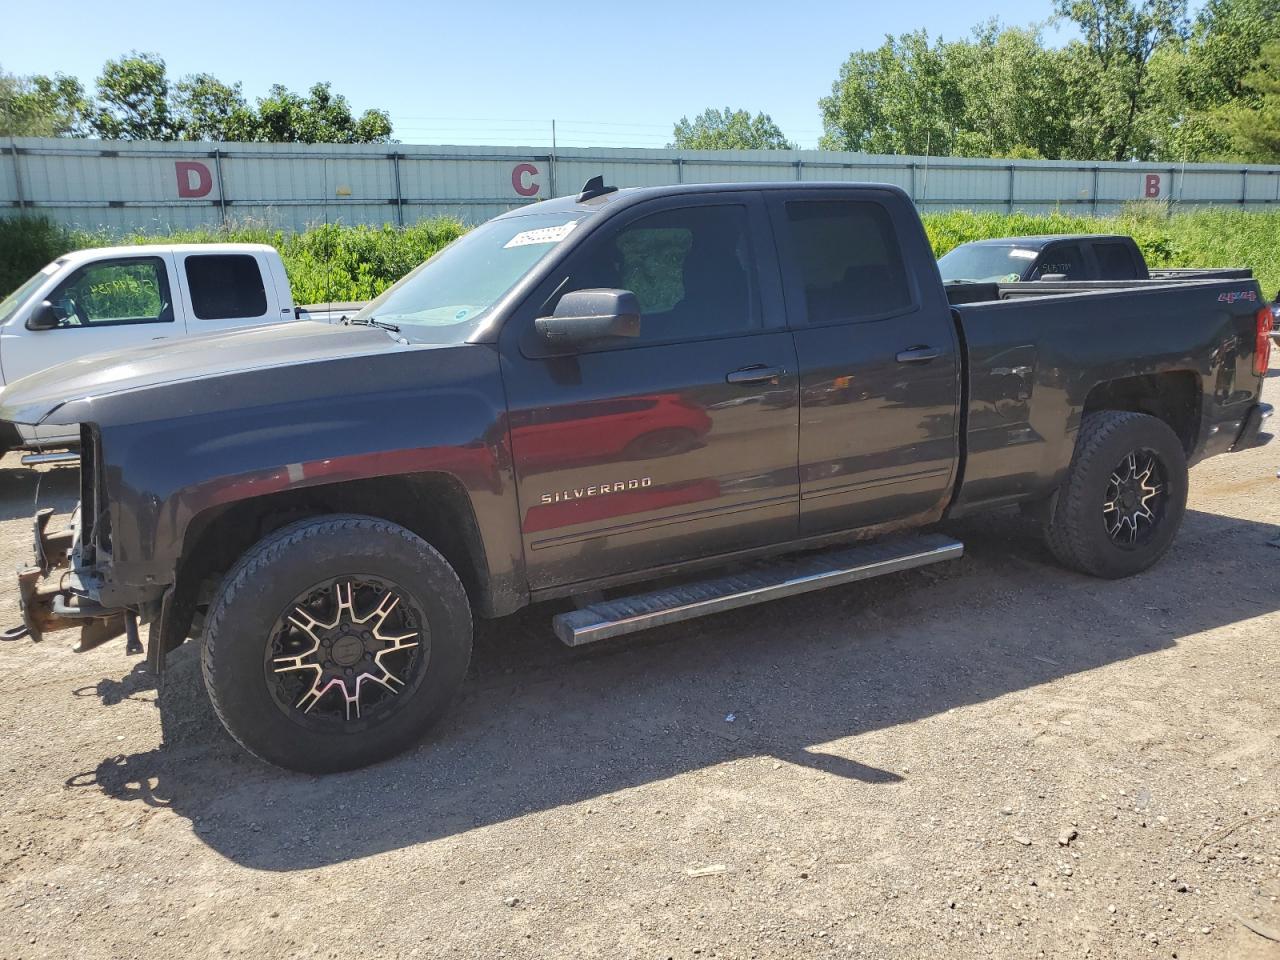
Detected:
[{"left": 176, "top": 161, "right": 213, "bottom": 199}]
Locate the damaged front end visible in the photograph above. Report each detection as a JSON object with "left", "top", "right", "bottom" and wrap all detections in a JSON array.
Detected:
[{"left": 11, "top": 429, "right": 142, "bottom": 654}]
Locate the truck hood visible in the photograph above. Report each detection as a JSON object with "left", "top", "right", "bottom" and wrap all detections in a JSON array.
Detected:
[{"left": 0, "top": 321, "right": 420, "bottom": 426}]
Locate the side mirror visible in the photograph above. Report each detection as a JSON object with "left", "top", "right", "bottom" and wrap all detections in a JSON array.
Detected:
[
  {"left": 26, "top": 301, "right": 61, "bottom": 331},
  {"left": 1038, "top": 273, "right": 1067, "bottom": 282},
  {"left": 535, "top": 289, "right": 640, "bottom": 346}
]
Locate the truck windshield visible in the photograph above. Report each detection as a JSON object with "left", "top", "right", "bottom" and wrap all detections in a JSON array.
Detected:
[
  {"left": 937, "top": 244, "right": 1037, "bottom": 284},
  {"left": 351, "top": 212, "right": 587, "bottom": 342},
  {"left": 0, "top": 261, "right": 61, "bottom": 326}
]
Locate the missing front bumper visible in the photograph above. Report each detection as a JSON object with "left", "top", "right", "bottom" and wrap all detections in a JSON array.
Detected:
[{"left": 15, "top": 505, "right": 127, "bottom": 650}]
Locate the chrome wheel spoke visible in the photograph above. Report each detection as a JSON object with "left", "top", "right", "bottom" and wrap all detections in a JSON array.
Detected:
[
  {"left": 1101, "top": 448, "right": 1168, "bottom": 548},
  {"left": 266, "top": 578, "right": 424, "bottom": 725}
]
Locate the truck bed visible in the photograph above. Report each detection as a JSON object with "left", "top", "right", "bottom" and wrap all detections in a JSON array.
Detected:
[{"left": 949, "top": 275, "right": 1267, "bottom": 516}]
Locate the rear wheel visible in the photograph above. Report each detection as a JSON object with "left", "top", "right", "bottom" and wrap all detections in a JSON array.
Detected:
[
  {"left": 201, "top": 515, "right": 472, "bottom": 773},
  {"left": 1043, "top": 411, "right": 1188, "bottom": 578}
]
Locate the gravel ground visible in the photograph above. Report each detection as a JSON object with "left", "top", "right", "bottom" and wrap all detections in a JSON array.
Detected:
[{"left": 0, "top": 370, "right": 1277, "bottom": 960}]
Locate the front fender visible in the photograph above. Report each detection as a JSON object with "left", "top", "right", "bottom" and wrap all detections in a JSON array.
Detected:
[{"left": 68, "top": 344, "right": 523, "bottom": 610}]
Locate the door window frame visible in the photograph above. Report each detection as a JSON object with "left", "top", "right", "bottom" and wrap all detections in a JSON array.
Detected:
[
  {"left": 43, "top": 256, "right": 175, "bottom": 330},
  {"left": 765, "top": 189, "right": 923, "bottom": 329},
  {"left": 510, "top": 191, "right": 786, "bottom": 359}
]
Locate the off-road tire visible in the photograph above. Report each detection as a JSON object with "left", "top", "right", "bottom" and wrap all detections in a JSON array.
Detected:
[
  {"left": 1043, "top": 411, "right": 1188, "bottom": 578},
  {"left": 201, "top": 515, "right": 472, "bottom": 773}
]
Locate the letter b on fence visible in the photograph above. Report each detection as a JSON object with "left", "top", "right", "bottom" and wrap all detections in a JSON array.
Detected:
[
  {"left": 176, "top": 161, "right": 213, "bottom": 198},
  {"left": 1143, "top": 173, "right": 1162, "bottom": 199}
]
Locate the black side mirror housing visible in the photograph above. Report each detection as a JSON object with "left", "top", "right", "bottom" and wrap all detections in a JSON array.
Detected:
[
  {"left": 26, "top": 301, "right": 60, "bottom": 331},
  {"left": 535, "top": 289, "right": 641, "bottom": 346}
]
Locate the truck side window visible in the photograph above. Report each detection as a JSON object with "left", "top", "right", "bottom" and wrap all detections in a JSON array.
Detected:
[
  {"left": 185, "top": 254, "right": 268, "bottom": 320},
  {"left": 46, "top": 258, "right": 172, "bottom": 328},
  {"left": 563, "top": 204, "right": 760, "bottom": 344},
  {"left": 783, "top": 200, "right": 912, "bottom": 324},
  {"left": 1031, "top": 244, "right": 1085, "bottom": 280},
  {"left": 1091, "top": 242, "right": 1140, "bottom": 280}
]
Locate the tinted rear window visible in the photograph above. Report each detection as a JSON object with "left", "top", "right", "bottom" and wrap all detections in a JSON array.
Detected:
[
  {"left": 1092, "top": 242, "right": 1140, "bottom": 280},
  {"left": 185, "top": 254, "right": 267, "bottom": 320},
  {"left": 783, "top": 200, "right": 913, "bottom": 323}
]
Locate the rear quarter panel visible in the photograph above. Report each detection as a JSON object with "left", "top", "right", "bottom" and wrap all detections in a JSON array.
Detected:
[{"left": 952, "top": 279, "right": 1265, "bottom": 513}]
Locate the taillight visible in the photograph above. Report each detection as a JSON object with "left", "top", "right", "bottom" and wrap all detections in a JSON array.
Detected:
[{"left": 1256, "top": 306, "right": 1274, "bottom": 376}]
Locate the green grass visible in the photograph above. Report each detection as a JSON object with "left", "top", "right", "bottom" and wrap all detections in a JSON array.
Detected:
[{"left": 2, "top": 206, "right": 1277, "bottom": 306}]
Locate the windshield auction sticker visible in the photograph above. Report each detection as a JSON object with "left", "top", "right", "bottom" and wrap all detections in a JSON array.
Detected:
[{"left": 504, "top": 222, "right": 578, "bottom": 248}]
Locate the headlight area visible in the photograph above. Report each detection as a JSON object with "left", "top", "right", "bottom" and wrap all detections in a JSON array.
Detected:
[{"left": 11, "top": 425, "right": 142, "bottom": 653}]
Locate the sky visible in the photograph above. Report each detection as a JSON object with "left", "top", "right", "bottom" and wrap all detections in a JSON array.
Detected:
[{"left": 2, "top": 0, "right": 1071, "bottom": 149}]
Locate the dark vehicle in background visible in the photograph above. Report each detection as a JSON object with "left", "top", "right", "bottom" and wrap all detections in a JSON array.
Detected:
[
  {"left": 1, "top": 179, "right": 1272, "bottom": 773},
  {"left": 938, "top": 233, "right": 1254, "bottom": 285}
]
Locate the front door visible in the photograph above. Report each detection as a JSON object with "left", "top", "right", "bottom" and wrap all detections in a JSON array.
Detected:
[
  {"left": 0, "top": 254, "right": 184, "bottom": 445},
  {"left": 768, "top": 190, "right": 961, "bottom": 536},
  {"left": 499, "top": 193, "right": 800, "bottom": 591}
]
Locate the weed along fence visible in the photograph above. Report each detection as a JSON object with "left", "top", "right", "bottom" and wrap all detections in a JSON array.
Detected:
[{"left": 4, "top": 137, "right": 1280, "bottom": 233}]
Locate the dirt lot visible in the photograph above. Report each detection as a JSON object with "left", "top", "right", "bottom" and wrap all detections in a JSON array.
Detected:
[{"left": 1, "top": 373, "right": 1278, "bottom": 960}]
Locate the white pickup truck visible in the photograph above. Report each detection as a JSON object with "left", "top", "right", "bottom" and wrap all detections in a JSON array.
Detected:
[{"left": 0, "top": 243, "right": 302, "bottom": 455}]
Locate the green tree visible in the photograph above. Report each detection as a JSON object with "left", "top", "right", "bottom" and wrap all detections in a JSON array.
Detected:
[
  {"left": 818, "top": 30, "right": 961, "bottom": 155},
  {"left": 1216, "top": 39, "right": 1280, "bottom": 161},
  {"left": 255, "top": 82, "right": 393, "bottom": 143},
  {"left": 173, "top": 73, "right": 259, "bottom": 142},
  {"left": 944, "top": 22, "right": 1076, "bottom": 159},
  {"left": 1053, "top": 0, "right": 1189, "bottom": 160},
  {"left": 669, "top": 107, "right": 795, "bottom": 150},
  {"left": 92, "top": 52, "right": 181, "bottom": 140},
  {"left": 0, "top": 68, "right": 91, "bottom": 137},
  {"left": 1145, "top": 0, "right": 1280, "bottom": 160}
]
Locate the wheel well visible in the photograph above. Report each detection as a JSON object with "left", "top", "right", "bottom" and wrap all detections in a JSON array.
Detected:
[
  {"left": 1082, "top": 371, "right": 1201, "bottom": 453},
  {"left": 174, "top": 473, "right": 490, "bottom": 628}
]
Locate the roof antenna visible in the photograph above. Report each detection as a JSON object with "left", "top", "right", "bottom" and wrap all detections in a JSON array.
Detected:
[{"left": 577, "top": 175, "right": 618, "bottom": 202}]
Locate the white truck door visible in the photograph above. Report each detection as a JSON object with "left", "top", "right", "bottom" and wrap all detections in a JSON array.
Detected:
[
  {"left": 2, "top": 252, "right": 184, "bottom": 386},
  {"left": 174, "top": 251, "right": 291, "bottom": 333},
  {"left": 0, "top": 252, "right": 185, "bottom": 447}
]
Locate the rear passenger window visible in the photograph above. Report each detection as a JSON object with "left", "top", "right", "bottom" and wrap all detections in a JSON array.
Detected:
[
  {"left": 184, "top": 254, "right": 268, "bottom": 320},
  {"left": 783, "top": 200, "right": 913, "bottom": 324},
  {"left": 1031, "top": 245, "right": 1086, "bottom": 280},
  {"left": 1092, "top": 242, "right": 1140, "bottom": 280}
]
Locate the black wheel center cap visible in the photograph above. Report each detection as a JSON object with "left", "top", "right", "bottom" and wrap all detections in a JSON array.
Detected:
[{"left": 330, "top": 634, "right": 365, "bottom": 667}]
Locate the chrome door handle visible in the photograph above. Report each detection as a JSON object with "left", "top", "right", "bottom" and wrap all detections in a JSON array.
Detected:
[
  {"left": 726, "top": 365, "right": 782, "bottom": 385},
  {"left": 896, "top": 346, "right": 940, "bottom": 364}
]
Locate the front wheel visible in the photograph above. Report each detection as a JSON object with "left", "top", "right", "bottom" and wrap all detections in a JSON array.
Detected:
[
  {"left": 1043, "top": 411, "right": 1188, "bottom": 578},
  {"left": 201, "top": 515, "right": 472, "bottom": 773}
]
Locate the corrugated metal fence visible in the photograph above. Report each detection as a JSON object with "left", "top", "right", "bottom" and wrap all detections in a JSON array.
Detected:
[{"left": 4, "top": 137, "right": 1280, "bottom": 232}]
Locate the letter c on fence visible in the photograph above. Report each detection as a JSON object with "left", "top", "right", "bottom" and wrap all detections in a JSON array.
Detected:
[
  {"left": 1144, "top": 173, "right": 1162, "bottom": 199},
  {"left": 512, "top": 163, "right": 540, "bottom": 197},
  {"left": 176, "top": 161, "right": 213, "bottom": 199}
]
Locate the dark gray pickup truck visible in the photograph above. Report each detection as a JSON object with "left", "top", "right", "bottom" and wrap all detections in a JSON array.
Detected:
[
  {"left": 1, "top": 179, "right": 1273, "bottom": 772},
  {"left": 937, "top": 232, "right": 1255, "bottom": 285}
]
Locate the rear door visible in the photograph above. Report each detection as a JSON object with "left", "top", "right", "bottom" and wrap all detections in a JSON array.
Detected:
[
  {"left": 767, "top": 188, "right": 961, "bottom": 536},
  {"left": 499, "top": 192, "right": 800, "bottom": 589},
  {"left": 173, "top": 251, "right": 289, "bottom": 333}
]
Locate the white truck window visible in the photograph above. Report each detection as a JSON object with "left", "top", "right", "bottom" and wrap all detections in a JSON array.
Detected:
[
  {"left": 47, "top": 258, "right": 173, "bottom": 328},
  {"left": 185, "top": 254, "right": 267, "bottom": 320}
]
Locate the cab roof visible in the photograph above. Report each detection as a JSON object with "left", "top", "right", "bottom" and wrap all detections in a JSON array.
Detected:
[{"left": 494, "top": 180, "right": 910, "bottom": 220}]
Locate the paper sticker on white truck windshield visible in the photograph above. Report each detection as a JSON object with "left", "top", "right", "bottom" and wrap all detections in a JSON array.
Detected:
[{"left": 504, "top": 222, "right": 577, "bottom": 248}]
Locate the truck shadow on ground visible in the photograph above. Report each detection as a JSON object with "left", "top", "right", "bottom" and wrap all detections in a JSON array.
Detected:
[{"left": 64, "top": 505, "right": 1280, "bottom": 871}]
